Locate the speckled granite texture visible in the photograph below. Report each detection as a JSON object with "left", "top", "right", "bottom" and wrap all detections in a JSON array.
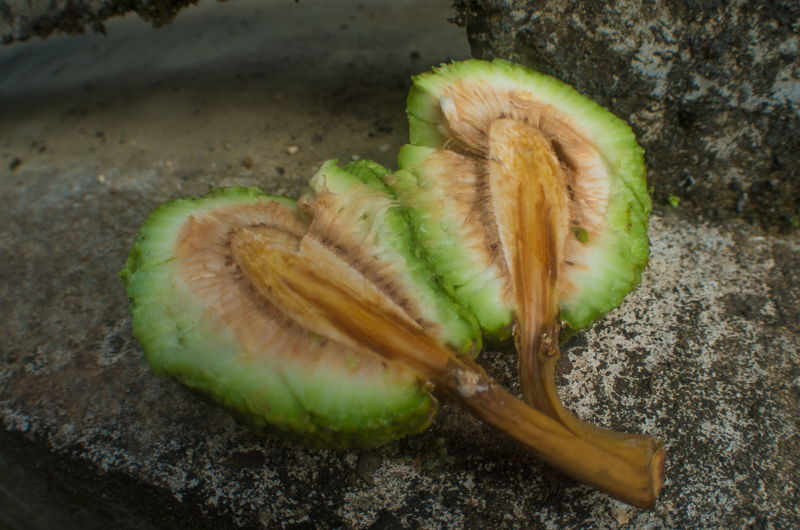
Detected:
[
  {"left": 1, "top": 1, "right": 798, "bottom": 528},
  {"left": 454, "top": 0, "right": 800, "bottom": 228}
]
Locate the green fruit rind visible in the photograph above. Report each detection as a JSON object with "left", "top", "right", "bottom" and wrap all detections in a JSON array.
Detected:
[
  {"left": 404, "top": 59, "right": 651, "bottom": 332},
  {"left": 120, "top": 186, "right": 436, "bottom": 448},
  {"left": 393, "top": 145, "right": 514, "bottom": 341},
  {"left": 306, "top": 160, "right": 483, "bottom": 355}
]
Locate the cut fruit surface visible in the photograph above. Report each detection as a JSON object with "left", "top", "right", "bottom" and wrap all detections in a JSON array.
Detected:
[
  {"left": 399, "top": 58, "right": 651, "bottom": 399},
  {"left": 403, "top": 58, "right": 651, "bottom": 333},
  {"left": 120, "top": 185, "right": 445, "bottom": 448}
]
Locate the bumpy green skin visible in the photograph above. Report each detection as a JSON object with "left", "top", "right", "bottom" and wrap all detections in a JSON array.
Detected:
[
  {"left": 403, "top": 58, "right": 651, "bottom": 333},
  {"left": 390, "top": 149, "right": 514, "bottom": 342},
  {"left": 306, "top": 160, "right": 483, "bottom": 355},
  {"left": 120, "top": 186, "right": 436, "bottom": 449}
]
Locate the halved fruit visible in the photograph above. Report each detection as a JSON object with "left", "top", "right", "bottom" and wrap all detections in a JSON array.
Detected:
[
  {"left": 400, "top": 58, "right": 651, "bottom": 400},
  {"left": 120, "top": 185, "right": 441, "bottom": 448},
  {"left": 395, "top": 58, "right": 661, "bottom": 495},
  {"left": 403, "top": 58, "right": 651, "bottom": 337}
]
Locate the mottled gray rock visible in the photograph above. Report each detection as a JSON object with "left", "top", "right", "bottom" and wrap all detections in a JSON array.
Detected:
[
  {"left": 1, "top": 0, "right": 798, "bottom": 528},
  {"left": 1, "top": 0, "right": 199, "bottom": 43},
  {"left": 454, "top": 0, "right": 800, "bottom": 228},
  {"left": 2, "top": 167, "right": 798, "bottom": 527}
]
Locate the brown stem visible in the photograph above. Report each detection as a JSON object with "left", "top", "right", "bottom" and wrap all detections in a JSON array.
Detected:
[
  {"left": 232, "top": 229, "right": 664, "bottom": 507},
  {"left": 439, "top": 356, "right": 665, "bottom": 509},
  {"left": 521, "top": 321, "right": 665, "bottom": 465}
]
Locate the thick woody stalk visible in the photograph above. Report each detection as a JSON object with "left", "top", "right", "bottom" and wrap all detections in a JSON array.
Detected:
[
  {"left": 487, "top": 117, "right": 665, "bottom": 476},
  {"left": 232, "top": 228, "right": 665, "bottom": 508}
]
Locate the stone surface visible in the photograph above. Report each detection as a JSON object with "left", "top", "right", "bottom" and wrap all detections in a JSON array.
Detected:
[
  {"left": 1, "top": 0, "right": 199, "bottom": 43},
  {"left": 1, "top": 0, "right": 799, "bottom": 528},
  {"left": 453, "top": 0, "right": 800, "bottom": 228}
]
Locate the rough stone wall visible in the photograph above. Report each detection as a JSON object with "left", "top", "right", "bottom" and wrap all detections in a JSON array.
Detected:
[
  {"left": 453, "top": 0, "right": 800, "bottom": 228},
  {"left": 1, "top": 0, "right": 199, "bottom": 43}
]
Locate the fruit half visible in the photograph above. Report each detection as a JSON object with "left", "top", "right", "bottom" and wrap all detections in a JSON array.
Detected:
[
  {"left": 403, "top": 58, "right": 651, "bottom": 339},
  {"left": 120, "top": 185, "right": 446, "bottom": 448},
  {"left": 395, "top": 58, "right": 661, "bottom": 497}
]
